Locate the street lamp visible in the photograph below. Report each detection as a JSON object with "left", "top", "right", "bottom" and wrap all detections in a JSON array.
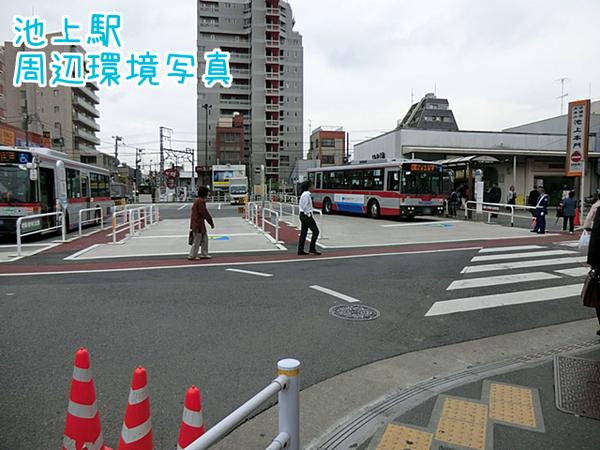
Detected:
[{"left": 202, "top": 103, "right": 212, "bottom": 186}]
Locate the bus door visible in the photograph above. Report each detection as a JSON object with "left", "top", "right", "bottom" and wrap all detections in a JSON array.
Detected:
[
  {"left": 386, "top": 169, "right": 401, "bottom": 208},
  {"left": 81, "top": 175, "right": 91, "bottom": 222},
  {"left": 39, "top": 167, "right": 56, "bottom": 228}
]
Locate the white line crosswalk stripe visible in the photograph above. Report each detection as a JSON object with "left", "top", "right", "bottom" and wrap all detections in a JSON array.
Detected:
[
  {"left": 471, "top": 249, "right": 576, "bottom": 262},
  {"left": 554, "top": 267, "right": 589, "bottom": 277},
  {"left": 447, "top": 272, "right": 560, "bottom": 290},
  {"left": 426, "top": 284, "right": 583, "bottom": 316},
  {"left": 478, "top": 245, "right": 546, "bottom": 253},
  {"left": 461, "top": 256, "right": 587, "bottom": 274}
]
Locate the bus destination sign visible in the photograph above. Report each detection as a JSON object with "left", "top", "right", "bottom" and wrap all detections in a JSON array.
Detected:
[
  {"left": 409, "top": 163, "right": 438, "bottom": 172},
  {"left": 0, "top": 150, "right": 32, "bottom": 164}
]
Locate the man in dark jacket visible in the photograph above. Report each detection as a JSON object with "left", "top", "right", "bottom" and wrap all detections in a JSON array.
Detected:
[
  {"left": 188, "top": 186, "right": 215, "bottom": 260},
  {"left": 527, "top": 186, "right": 540, "bottom": 217},
  {"left": 487, "top": 182, "right": 502, "bottom": 218},
  {"left": 561, "top": 191, "right": 577, "bottom": 234},
  {"left": 532, "top": 186, "right": 549, "bottom": 234}
]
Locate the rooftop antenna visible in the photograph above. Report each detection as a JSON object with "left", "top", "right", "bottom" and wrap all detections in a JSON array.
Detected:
[{"left": 556, "top": 77, "right": 569, "bottom": 115}]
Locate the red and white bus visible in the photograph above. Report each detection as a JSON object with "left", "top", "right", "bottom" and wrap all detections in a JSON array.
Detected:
[
  {"left": 0, "top": 146, "right": 114, "bottom": 238},
  {"left": 307, "top": 160, "right": 448, "bottom": 219}
]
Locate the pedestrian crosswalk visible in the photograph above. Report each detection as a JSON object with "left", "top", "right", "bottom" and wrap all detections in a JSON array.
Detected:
[{"left": 426, "top": 244, "right": 588, "bottom": 317}]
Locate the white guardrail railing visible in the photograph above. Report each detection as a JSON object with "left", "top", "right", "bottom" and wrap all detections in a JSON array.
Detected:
[
  {"left": 262, "top": 207, "right": 281, "bottom": 243},
  {"left": 111, "top": 204, "right": 160, "bottom": 244},
  {"left": 465, "top": 200, "right": 537, "bottom": 227},
  {"left": 16, "top": 211, "right": 66, "bottom": 256},
  {"left": 78, "top": 207, "right": 104, "bottom": 237},
  {"left": 246, "top": 201, "right": 325, "bottom": 242},
  {"left": 186, "top": 359, "right": 300, "bottom": 450}
]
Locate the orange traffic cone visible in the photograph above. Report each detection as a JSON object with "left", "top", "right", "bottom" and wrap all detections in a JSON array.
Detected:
[
  {"left": 575, "top": 208, "right": 581, "bottom": 226},
  {"left": 62, "top": 348, "right": 112, "bottom": 450},
  {"left": 118, "top": 367, "right": 153, "bottom": 450},
  {"left": 177, "top": 386, "right": 205, "bottom": 450}
]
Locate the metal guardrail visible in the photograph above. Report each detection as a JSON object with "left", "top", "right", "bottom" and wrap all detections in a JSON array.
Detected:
[
  {"left": 262, "top": 207, "right": 281, "bottom": 243},
  {"left": 78, "top": 207, "right": 104, "bottom": 236},
  {"left": 186, "top": 359, "right": 300, "bottom": 450},
  {"left": 112, "top": 205, "right": 160, "bottom": 244},
  {"left": 16, "top": 211, "right": 66, "bottom": 256},
  {"left": 465, "top": 200, "right": 537, "bottom": 227}
]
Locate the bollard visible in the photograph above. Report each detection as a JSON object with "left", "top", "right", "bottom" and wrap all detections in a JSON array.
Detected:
[
  {"left": 61, "top": 210, "right": 67, "bottom": 241},
  {"left": 277, "top": 359, "right": 300, "bottom": 450}
]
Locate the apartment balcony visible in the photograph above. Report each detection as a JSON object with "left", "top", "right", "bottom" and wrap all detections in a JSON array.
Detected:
[
  {"left": 73, "top": 84, "right": 100, "bottom": 103},
  {"left": 73, "top": 111, "right": 100, "bottom": 132},
  {"left": 265, "top": 120, "right": 279, "bottom": 127},
  {"left": 228, "top": 84, "right": 250, "bottom": 93},
  {"left": 72, "top": 94, "right": 100, "bottom": 118},
  {"left": 265, "top": 72, "right": 280, "bottom": 81},
  {"left": 219, "top": 99, "right": 250, "bottom": 109},
  {"left": 265, "top": 167, "right": 279, "bottom": 175},
  {"left": 74, "top": 127, "right": 100, "bottom": 145},
  {"left": 231, "top": 68, "right": 250, "bottom": 78},
  {"left": 76, "top": 142, "right": 98, "bottom": 155},
  {"left": 265, "top": 152, "right": 279, "bottom": 159},
  {"left": 266, "top": 24, "right": 280, "bottom": 32},
  {"left": 265, "top": 56, "right": 280, "bottom": 64},
  {"left": 229, "top": 53, "right": 251, "bottom": 62},
  {"left": 265, "top": 135, "right": 279, "bottom": 144},
  {"left": 265, "top": 39, "right": 280, "bottom": 47},
  {"left": 265, "top": 87, "right": 279, "bottom": 95},
  {"left": 265, "top": 104, "right": 280, "bottom": 112},
  {"left": 266, "top": 7, "right": 279, "bottom": 15}
]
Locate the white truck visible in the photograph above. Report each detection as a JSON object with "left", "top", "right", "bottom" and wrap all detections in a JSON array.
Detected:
[{"left": 228, "top": 176, "right": 248, "bottom": 204}]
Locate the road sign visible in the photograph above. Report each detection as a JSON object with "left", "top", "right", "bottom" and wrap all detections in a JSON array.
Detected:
[{"left": 566, "top": 99, "right": 590, "bottom": 176}]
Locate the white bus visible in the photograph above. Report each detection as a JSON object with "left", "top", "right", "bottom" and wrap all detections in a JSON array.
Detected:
[
  {"left": 307, "top": 160, "right": 448, "bottom": 219},
  {"left": 0, "top": 146, "right": 114, "bottom": 238}
]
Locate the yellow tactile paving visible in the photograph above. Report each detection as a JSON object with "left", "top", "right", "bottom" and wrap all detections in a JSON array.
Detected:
[
  {"left": 376, "top": 424, "right": 433, "bottom": 450},
  {"left": 489, "top": 383, "right": 537, "bottom": 428},
  {"left": 435, "top": 398, "right": 488, "bottom": 450}
]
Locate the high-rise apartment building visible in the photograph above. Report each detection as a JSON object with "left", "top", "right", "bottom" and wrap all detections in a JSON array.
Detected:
[
  {"left": 197, "top": 0, "right": 303, "bottom": 184},
  {"left": 2, "top": 33, "right": 101, "bottom": 163}
]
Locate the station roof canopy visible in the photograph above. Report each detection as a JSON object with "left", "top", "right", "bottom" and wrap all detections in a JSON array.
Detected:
[
  {"left": 404, "top": 145, "right": 600, "bottom": 158},
  {"left": 436, "top": 155, "right": 500, "bottom": 166}
]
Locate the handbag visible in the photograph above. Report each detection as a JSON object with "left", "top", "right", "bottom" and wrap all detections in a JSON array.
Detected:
[
  {"left": 581, "top": 269, "right": 600, "bottom": 308},
  {"left": 578, "top": 231, "right": 590, "bottom": 250},
  {"left": 188, "top": 230, "right": 194, "bottom": 246}
]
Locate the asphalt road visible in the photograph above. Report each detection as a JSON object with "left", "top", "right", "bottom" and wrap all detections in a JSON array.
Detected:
[{"left": 0, "top": 238, "right": 595, "bottom": 449}]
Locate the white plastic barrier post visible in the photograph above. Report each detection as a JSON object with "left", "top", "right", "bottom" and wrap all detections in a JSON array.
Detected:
[{"left": 276, "top": 359, "right": 300, "bottom": 450}]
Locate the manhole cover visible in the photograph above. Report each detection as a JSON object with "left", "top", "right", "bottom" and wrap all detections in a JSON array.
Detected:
[
  {"left": 554, "top": 355, "right": 600, "bottom": 420},
  {"left": 329, "top": 304, "right": 380, "bottom": 321}
]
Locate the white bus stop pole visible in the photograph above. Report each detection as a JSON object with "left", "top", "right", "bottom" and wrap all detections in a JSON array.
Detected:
[{"left": 277, "top": 359, "right": 300, "bottom": 450}]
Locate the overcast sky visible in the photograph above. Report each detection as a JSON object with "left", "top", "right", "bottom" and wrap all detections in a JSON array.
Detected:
[{"left": 2, "top": 0, "right": 599, "bottom": 169}]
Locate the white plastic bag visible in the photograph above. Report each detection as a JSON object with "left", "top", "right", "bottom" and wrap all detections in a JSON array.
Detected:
[{"left": 578, "top": 230, "right": 590, "bottom": 250}]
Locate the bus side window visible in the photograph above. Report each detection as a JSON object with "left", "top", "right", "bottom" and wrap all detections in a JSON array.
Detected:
[
  {"left": 316, "top": 172, "right": 322, "bottom": 189},
  {"left": 387, "top": 171, "right": 399, "bottom": 192},
  {"left": 81, "top": 176, "right": 90, "bottom": 198},
  {"left": 66, "top": 168, "right": 81, "bottom": 198}
]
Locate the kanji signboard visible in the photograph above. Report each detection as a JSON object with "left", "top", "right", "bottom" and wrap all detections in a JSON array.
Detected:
[{"left": 566, "top": 99, "right": 590, "bottom": 177}]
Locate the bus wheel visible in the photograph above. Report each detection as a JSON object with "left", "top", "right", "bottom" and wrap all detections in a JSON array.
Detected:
[
  {"left": 323, "top": 197, "right": 333, "bottom": 214},
  {"left": 368, "top": 200, "right": 380, "bottom": 219}
]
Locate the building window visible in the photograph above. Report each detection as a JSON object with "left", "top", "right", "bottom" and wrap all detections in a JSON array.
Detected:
[
  {"left": 53, "top": 89, "right": 59, "bottom": 97},
  {"left": 321, "top": 138, "right": 335, "bottom": 147},
  {"left": 54, "top": 106, "right": 60, "bottom": 113}
]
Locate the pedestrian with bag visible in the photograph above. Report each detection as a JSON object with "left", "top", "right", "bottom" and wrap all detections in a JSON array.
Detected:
[
  {"left": 297, "top": 180, "right": 321, "bottom": 256},
  {"left": 584, "top": 192, "right": 600, "bottom": 336},
  {"left": 561, "top": 191, "right": 577, "bottom": 234},
  {"left": 188, "top": 186, "right": 215, "bottom": 260}
]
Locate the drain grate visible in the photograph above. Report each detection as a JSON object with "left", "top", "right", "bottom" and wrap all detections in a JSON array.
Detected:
[
  {"left": 554, "top": 355, "right": 600, "bottom": 420},
  {"left": 329, "top": 304, "right": 380, "bottom": 321}
]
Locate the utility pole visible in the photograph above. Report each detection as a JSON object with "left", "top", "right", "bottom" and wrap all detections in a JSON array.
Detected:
[
  {"left": 186, "top": 147, "right": 196, "bottom": 193},
  {"left": 201, "top": 103, "right": 212, "bottom": 166},
  {"left": 556, "top": 77, "right": 569, "bottom": 115},
  {"left": 112, "top": 135, "right": 123, "bottom": 177},
  {"left": 135, "top": 148, "right": 143, "bottom": 202},
  {"left": 159, "top": 126, "right": 173, "bottom": 199}
]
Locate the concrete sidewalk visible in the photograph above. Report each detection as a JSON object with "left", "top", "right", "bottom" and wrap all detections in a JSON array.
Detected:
[{"left": 210, "top": 319, "right": 600, "bottom": 450}]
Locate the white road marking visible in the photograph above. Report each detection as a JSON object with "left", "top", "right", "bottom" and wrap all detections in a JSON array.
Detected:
[
  {"left": 426, "top": 283, "right": 583, "bottom": 316},
  {"left": 461, "top": 256, "right": 587, "bottom": 274},
  {"left": 225, "top": 268, "right": 273, "bottom": 277},
  {"left": 381, "top": 220, "right": 461, "bottom": 228},
  {"left": 309, "top": 285, "right": 361, "bottom": 303},
  {"left": 471, "top": 249, "right": 576, "bottom": 262},
  {"left": 0, "top": 246, "right": 481, "bottom": 277},
  {"left": 447, "top": 272, "right": 560, "bottom": 290},
  {"left": 218, "top": 203, "right": 222, "bottom": 210},
  {"left": 177, "top": 204, "right": 189, "bottom": 211},
  {"left": 313, "top": 233, "right": 558, "bottom": 249},
  {"left": 64, "top": 244, "right": 101, "bottom": 260},
  {"left": 555, "top": 267, "right": 589, "bottom": 277},
  {"left": 478, "top": 245, "right": 545, "bottom": 253}
]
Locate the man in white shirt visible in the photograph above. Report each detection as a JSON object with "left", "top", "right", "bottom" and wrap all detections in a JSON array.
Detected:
[{"left": 297, "top": 180, "right": 321, "bottom": 255}]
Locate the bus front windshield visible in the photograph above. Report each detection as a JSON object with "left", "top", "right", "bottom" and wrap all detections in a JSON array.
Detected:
[
  {"left": 0, "top": 166, "right": 37, "bottom": 203},
  {"left": 401, "top": 168, "right": 443, "bottom": 195}
]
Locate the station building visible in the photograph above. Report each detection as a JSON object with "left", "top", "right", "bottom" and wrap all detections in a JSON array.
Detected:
[{"left": 353, "top": 96, "right": 600, "bottom": 205}]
